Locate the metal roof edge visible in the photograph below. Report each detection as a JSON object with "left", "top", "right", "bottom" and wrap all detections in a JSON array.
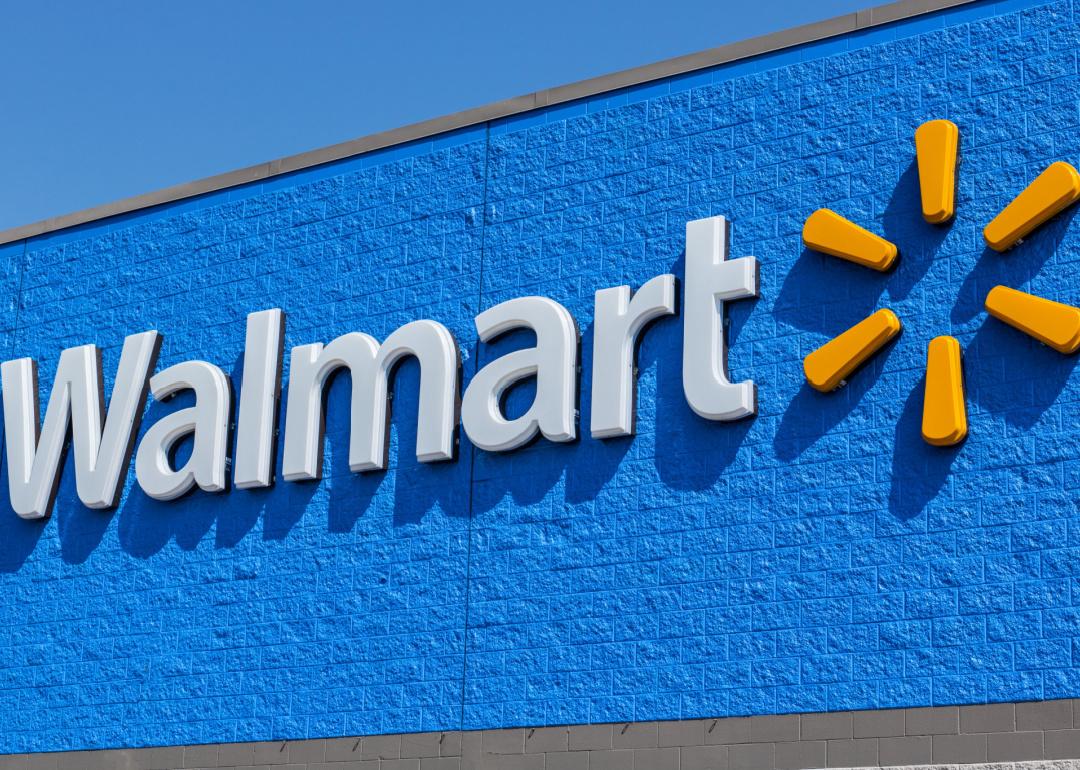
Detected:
[{"left": 0, "top": 0, "right": 979, "bottom": 246}]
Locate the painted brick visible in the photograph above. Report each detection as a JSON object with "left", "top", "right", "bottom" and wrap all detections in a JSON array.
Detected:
[
  {"left": 1046, "top": 730, "right": 1080, "bottom": 760},
  {"left": 826, "top": 738, "right": 877, "bottom": 768},
  {"left": 658, "top": 720, "right": 704, "bottom": 748},
  {"left": 932, "top": 733, "right": 987, "bottom": 764},
  {"left": 567, "top": 726, "right": 611, "bottom": 752},
  {"left": 401, "top": 734, "right": 443, "bottom": 760},
  {"left": 523, "top": 728, "right": 567, "bottom": 754},
  {"left": 632, "top": 747, "right": 678, "bottom": 770},
  {"left": 907, "top": 708, "right": 959, "bottom": 736},
  {"left": 680, "top": 744, "right": 728, "bottom": 770},
  {"left": 543, "top": 753, "right": 588, "bottom": 770},
  {"left": 705, "top": 719, "right": 751, "bottom": 746},
  {"left": 612, "top": 723, "right": 658, "bottom": 749},
  {"left": 774, "top": 740, "right": 826, "bottom": 770},
  {"left": 729, "top": 743, "right": 773, "bottom": 770},
  {"left": 987, "top": 731, "right": 1044, "bottom": 762},
  {"left": 7, "top": 0, "right": 1080, "bottom": 756},
  {"left": 800, "top": 713, "right": 851, "bottom": 741},
  {"left": 961, "top": 704, "right": 1016, "bottom": 734},
  {"left": 878, "top": 735, "right": 932, "bottom": 766},
  {"left": 587, "top": 749, "right": 633, "bottom": 770},
  {"left": 1019, "top": 702, "right": 1074, "bottom": 732},
  {"left": 852, "top": 710, "right": 904, "bottom": 739}
]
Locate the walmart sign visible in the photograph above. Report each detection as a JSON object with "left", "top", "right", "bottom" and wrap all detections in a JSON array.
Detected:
[
  {"left": 3, "top": 216, "right": 757, "bottom": 519},
  {"left": 12, "top": 119, "right": 1080, "bottom": 521}
]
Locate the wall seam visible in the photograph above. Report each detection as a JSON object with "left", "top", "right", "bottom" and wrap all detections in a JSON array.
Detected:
[{"left": 459, "top": 120, "right": 494, "bottom": 731}]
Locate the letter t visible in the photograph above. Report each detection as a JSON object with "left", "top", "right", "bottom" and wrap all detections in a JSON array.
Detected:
[{"left": 682, "top": 215, "right": 759, "bottom": 421}]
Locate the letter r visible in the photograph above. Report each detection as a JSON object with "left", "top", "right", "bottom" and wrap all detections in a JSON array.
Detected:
[{"left": 682, "top": 215, "right": 759, "bottom": 421}]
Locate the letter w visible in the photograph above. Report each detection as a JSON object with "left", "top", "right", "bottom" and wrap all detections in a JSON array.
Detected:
[{"left": 1, "top": 331, "right": 161, "bottom": 519}]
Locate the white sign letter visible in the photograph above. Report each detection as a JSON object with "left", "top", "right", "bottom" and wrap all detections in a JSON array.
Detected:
[
  {"left": 281, "top": 319, "right": 459, "bottom": 481},
  {"left": 591, "top": 275, "right": 676, "bottom": 438},
  {"left": 135, "top": 360, "right": 231, "bottom": 501},
  {"left": 234, "top": 309, "right": 285, "bottom": 489},
  {"left": 462, "top": 296, "right": 578, "bottom": 452},
  {"left": 2, "top": 331, "right": 161, "bottom": 519},
  {"left": 683, "top": 216, "right": 758, "bottom": 421}
]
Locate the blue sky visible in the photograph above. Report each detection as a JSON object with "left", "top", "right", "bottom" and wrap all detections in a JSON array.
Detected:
[{"left": 0, "top": 0, "right": 868, "bottom": 231}]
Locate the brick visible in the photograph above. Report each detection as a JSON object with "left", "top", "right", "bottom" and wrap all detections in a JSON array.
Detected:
[
  {"left": 613, "top": 722, "right": 659, "bottom": 749},
  {"left": 524, "top": 727, "right": 567, "bottom": 753},
  {"left": 906, "top": 706, "right": 959, "bottom": 735},
  {"left": 587, "top": 749, "right": 634, "bottom": 770},
  {"left": 1017, "top": 700, "right": 1073, "bottom": 731},
  {"left": 658, "top": 719, "right": 705, "bottom": 747},
  {"left": 800, "top": 713, "right": 851, "bottom": 741},
  {"left": 183, "top": 746, "right": 218, "bottom": 768},
  {"left": 568, "top": 725, "right": 611, "bottom": 751},
  {"left": 826, "top": 738, "right": 876, "bottom": 768},
  {"left": 878, "top": 735, "right": 931, "bottom": 766},
  {"left": 287, "top": 739, "right": 325, "bottom": 763},
  {"left": 751, "top": 715, "right": 798, "bottom": 743},
  {"left": 491, "top": 754, "right": 542, "bottom": 770},
  {"left": 401, "top": 734, "right": 443, "bottom": 759},
  {"left": 1045, "top": 729, "right": 1080, "bottom": 759},
  {"left": 706, "top": 718, "right": 751, "bottom": 745},
  {"left": 324, "top": 737, "right": 363, "bottom": 762},
  {"left": 361, "top": 735, "right": 401, "bottom": 761},
  {"left": 729, "top": 743, "right": 773, "bottom": 770},
  {"left": 420, "top": 759, "right": 459, "bottom": 770},
  {"left": 960, "top": 703, "right": 1015, "bottom": 733},
  {"left": 482, "top": 729, "right": 525, "bottom": 755},
  {"left": 381, "top": 761, "right": 421, "bottom": 770},
  {"left": 23, "top": 759, "right": 57, "bottom": 770},
  {"left": 543, "top": 752, "right": 588, "bottom": 770},
  {"left": 441, "top": 733, "right": 463, "bottom": 757},
  {"left": 680, "top": 745, "right": 728, "bottom": 770},
  {"left": 774, "top": 740, "right": 825, "bottom": 770},
  {"left": 460, "top": 733, "right": 481, "bottom": 766},
  {"left": 217, "top": 743, "right": 256, "bottom": 765},
  {"left": 632, "top": 747, "right": 677, "bottom": 770},
  {"left": 852, "top": 709, "right": 904, "bottom": 738},
  {"left": 931, "top": 733, "right": 987, "bottom": 764},
  {"left": 986, "top": 730, "right": 1043, "bottom": 761},
  {"left": 147, "top": 748, "right": 187, "bottom": 770},
  {"left": 251, "top": 742, "right": 290, "bottom": 765}
]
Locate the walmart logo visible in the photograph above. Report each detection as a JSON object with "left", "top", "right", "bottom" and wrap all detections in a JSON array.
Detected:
[{"left": 798, "top": 119, "right": 1080, "bottom": 447}]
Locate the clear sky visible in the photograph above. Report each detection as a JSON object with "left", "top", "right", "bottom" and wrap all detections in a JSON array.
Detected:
[{"left": 0, "top": 0, "right": 869, "bottom": 232}]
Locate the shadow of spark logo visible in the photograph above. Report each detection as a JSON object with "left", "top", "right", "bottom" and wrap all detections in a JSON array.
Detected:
[{"left": 797, "top": 119, "right": 1080, "bottom": 447}]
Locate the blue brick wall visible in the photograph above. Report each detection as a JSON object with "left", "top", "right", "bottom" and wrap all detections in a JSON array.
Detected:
[{"left": 2, "top": 0, "right": 1080, "bottom": 752}]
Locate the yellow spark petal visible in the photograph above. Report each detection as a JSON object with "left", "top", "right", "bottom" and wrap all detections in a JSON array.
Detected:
[
  {"left": 922, "top": 336, "right": 967, "bottom": 447},
  {"left": 915, "top": 119, "right": 959, "bottom": 224},
  {"left": 984, "top": 285, "right": 1080, "bottom": 354},
  {"left": 802, "top": 209, "right": 898, "bottom": 271},
  {"left": 983, "top": 161, "right": 1080, "bottom": 252},
  {"left": 803, "top": 309, "right": 902, "bottom": 392}
]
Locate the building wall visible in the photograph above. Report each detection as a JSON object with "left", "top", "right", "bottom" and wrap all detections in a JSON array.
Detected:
[{"left": 2, "top": 0, "right": 1080, "bottom": 755}]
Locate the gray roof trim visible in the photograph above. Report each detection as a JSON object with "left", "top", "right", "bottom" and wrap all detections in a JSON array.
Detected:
[{"left": 0, "top": 0, "right": 978, "bottom": 246}]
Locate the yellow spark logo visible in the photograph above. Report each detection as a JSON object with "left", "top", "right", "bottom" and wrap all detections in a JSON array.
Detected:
[{"left": 799, "top": 119, "right": 1080, "bottom": 447}]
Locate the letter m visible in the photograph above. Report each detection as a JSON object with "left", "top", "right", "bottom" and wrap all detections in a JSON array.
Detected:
[{"left": 1, "top": 331, "right": 161, "bottom": 519}]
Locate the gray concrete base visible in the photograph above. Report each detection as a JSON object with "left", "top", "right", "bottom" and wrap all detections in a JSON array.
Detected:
[{"left": 6, "top": 699, "right": 1080, "bottom": 769}]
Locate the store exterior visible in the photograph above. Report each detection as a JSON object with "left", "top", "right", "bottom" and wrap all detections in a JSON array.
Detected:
[{"left": 4, "top": 0, "right": 1080, "bottom": 767}]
